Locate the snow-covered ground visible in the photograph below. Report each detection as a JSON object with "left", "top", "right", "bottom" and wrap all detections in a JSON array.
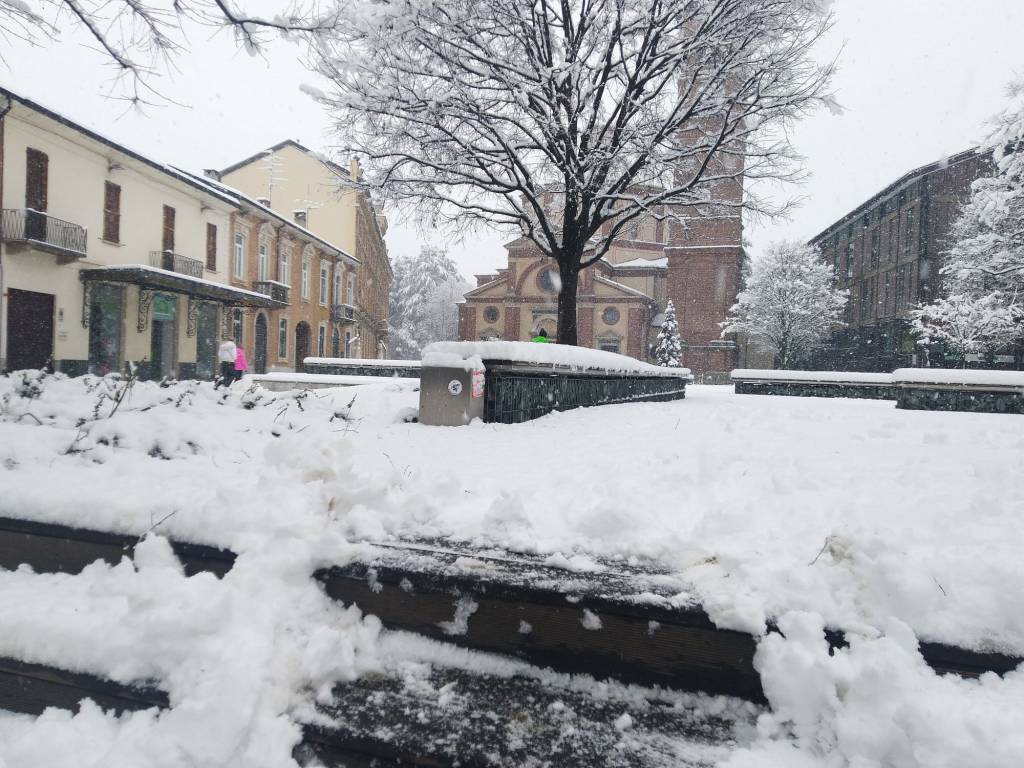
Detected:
[{"left": 0, "top": 370, "right": 1022, "bottom": 767}]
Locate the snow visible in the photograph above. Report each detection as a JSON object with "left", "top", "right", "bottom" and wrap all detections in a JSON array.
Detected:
[
  {"left": 304, "top": 357, "right": 423, "bottom": 368},
  {"left": 893, "top": 367, "right": 1024, "bottom": 388},
  {"left": 732, "top": 369, "right": 893, "bottom": 384},
  {"left": 89, "top": 265, "right": 278, "bottom": 303},
  {"left": 614, "top": 257, "right": 668, "bottom": 269},
  {"left": 422, "top": 340, "right": 692, "bottom": 378},
  {"left": 249, "top": 372, "right": 413, "bottom": 388},
  {"left": 2, "top": 372, "right": 1023, "bottom": 765}
]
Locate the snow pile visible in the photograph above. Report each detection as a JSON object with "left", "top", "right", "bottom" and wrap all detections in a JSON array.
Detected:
[
  {"left": 422, "top": 340, "right": 692, "bottom": 377},
  {"left": 724, "top": 612, "right": 1024, "bottom": 768},
  {"left": 731, "top": 369, "right": 893, "bottom": 384}
]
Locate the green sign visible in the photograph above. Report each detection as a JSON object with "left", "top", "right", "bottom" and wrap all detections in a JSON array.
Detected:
[{"left": 152, "top": 294, "right": 177, "bottom": 322}]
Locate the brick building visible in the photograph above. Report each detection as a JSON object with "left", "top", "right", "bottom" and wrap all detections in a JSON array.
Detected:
[
  {"left": 808, "top": 148, "right": 993, "bottom": 371},
  {"left": 459, "top": 194, "right": 746, "bottom": 379}
]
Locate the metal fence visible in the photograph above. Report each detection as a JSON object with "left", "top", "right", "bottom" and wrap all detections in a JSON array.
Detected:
[
  {"left": 1, "top": 208, "right": 87, "bottom": 257},
  {"left": 483, "top": 365, "right": 689, "bottom": 424},
  {"left": 733, "top": 380, "right": 897, "bottom": 400},
  {"left": 149, "top": 250, "right": 204, "bottom": 278}
]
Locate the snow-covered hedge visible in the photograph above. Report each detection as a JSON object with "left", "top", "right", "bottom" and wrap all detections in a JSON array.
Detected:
[
  {"left": 731, "top": 369, "right": 893, "bottom": 385},
  {"left": 422, "top": 341, "right": 692, "bottom": 378},
  {"left": 893, "top": 368, "right": 1024, "bottom": 389}
]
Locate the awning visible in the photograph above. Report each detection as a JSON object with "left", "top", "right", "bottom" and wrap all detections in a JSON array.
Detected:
[{"left": 80, "top": 265, "right": 285, "bottom": 308}]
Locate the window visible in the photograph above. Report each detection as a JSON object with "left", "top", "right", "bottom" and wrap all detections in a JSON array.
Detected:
[
  {"left": 887, "top": 220, "right": 896, "bottom": 263},
  {"left": 347, "top": 274, "right": 355, "bottom": 304},
  {"left": 904, "top": 208, "right": 915, "bottom": 255},
  {"left": 279, "top": 318, "right": 288, "bottom": 358},
  {"left": 103, "top": 182, "right": 121, "bottom": 243},
  {"left": 602, "top": 306, "right": 620, "bottom": 325},
  {"left": 319, "top": 262, "right": 329, "bottom": 306},
  {"left": 232, "top": 309, "right": 244, "bottom": 346},
  {"left": 484, "top": 306, "right": 499, "bottom": 324},
  {"left": 538, "top": 268, "right": 558, "bottom": 293},
  {"left": 331, "top": 327, "right": 341, "bottom": 357},
  {"left": 334, "top": 268, "right": 343, "bottom": 306},
  {"left": 869, "top": 230, "right": 879, "bottom": 270},
  {"left": 257, "top": 243, "right": 269, "bottom": 281},
  {"left": 832, "top": 248, "right": 841, "bottom": 279},
  {"left": 278, "top": 247, "right": 290, "bottom": 286},
  {"left": 206, "top": 223, "right": 217, "bottom": 271},
  {"left": 233, "top": 233, "right": 246, "bottom": 278},
  {"left": 25, "top": 148, "right": 48, "bottom": 212},
  {"left": 344, "top": 330, "right": 352, "bottom": 357},
  {"left": 318, "top": 324, "right": 326, "bottom": 356},
  {"left": 846, "top": 241, "right": 854, "bottom": 279},
  {"left": 896, "top": 265, "right": 909, "bottom": 308},
  {"left": 162, "top": 205, "right": 175, "bottom": 252},
  {"left": 301, "top": 258, "right": 311, "bottom": 300}
]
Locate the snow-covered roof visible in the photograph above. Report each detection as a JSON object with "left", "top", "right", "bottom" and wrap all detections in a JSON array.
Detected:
[
  {"left": 0, "top": 87, "right": 238, "bottom": 207},
  {"left": 81, "top": 265, "right": 283, "bottom": 307},
  {"left": 422, "top": 340, "right": 691, "bottom": 378},
  {"left": 614, "top": 257, "right": 668, "bottom": 269},
  {"left": 893, "top": 368, "right": 1024, "bottom": 389},
  {"left": 593, "top": 275, "right": 655, "bottom": 300},
  {"left": 171, "top": 169, "right": 360, "bottom": 267},
  {"left": 731, "top": 369, "right": 894, "bottom": 384}
]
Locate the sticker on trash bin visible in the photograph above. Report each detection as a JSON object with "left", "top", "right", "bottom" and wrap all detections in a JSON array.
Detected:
[
  {"left": 447, "top": 379, "right": 463, "bottom": 396},
  {"left": 471, "top": 369, "right": 485, "bottom": 399}
]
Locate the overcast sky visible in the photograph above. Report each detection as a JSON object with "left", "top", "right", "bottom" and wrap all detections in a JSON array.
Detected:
[{"left": 2, "top": 0, "right": 1022, "bottom": 279}]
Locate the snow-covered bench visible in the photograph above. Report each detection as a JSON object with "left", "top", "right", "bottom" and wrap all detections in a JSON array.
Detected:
[
  {"left": 894, "top": 368, "right": 1024, "bottom": 414},
  {"left": 731, "top": 369, "right": 897, "bottom": 400},
  {"left": 419, "top": 341, "right": 692, "bottom": 425},
  {"left": 302, "top": 357, "right": 421, "bottom": 379}
]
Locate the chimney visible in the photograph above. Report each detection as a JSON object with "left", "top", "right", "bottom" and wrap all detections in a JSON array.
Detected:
[
  {"left": 350, "top": 157, "right": 361, "bottom": 181},
  {"left": 203, "top": 169, "right": 221, "bottom": 181},
  {"left": 256, "top": 197, "right": 271, "bottom": 208}
]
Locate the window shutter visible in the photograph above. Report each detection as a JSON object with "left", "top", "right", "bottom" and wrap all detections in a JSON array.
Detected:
[
  {"left": 26, "top": 149, "right": 48, "bottom": 212},
  {"left": 206, "top": 223, "right": 217, "bottom": 270},
  {"left": 103, "top": 182, "right": 121, "bottom": 243},
  {"left": 162, "top": 205, "right": 175, "bottom": 252}
]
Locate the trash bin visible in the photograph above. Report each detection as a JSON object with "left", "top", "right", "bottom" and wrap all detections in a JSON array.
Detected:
[{"left": 418, "top": 365, "right": 486, "bottom": 426}]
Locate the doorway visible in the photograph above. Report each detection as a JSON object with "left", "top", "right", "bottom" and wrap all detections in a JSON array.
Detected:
[
  {"left": 149, "top": 294, "right": 177, "bottom": 379},
  {"left": 6, "top": 288, "right": 54, "bottom": 371},
  {"left": 294, "top": 321, "right": 311, "bottom": 372},
  {"left": 254, "top": 313, "right": 268, "bottom": 374},
  {"left": 88, "top": 284, "right": 123, "bottom": 375},
  {"left": 195, "top": 304, "right": 219, "bottom": 380}
]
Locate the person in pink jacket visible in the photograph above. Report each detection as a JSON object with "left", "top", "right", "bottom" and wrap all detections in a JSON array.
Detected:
[{"left": 233, "top": 345, "right": 249, "bottom": 383}]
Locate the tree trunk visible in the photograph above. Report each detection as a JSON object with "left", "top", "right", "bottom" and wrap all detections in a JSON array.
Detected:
[{"left": 556, "top": 264, "right": 580, "bottom": 346}]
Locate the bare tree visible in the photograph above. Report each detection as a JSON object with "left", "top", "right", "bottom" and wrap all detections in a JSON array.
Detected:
[
  {"left": 310, "top": 0, "right": 836, "bottom": 345},
  {"left": 0, "top": 1, "right": 345, "bottom": 106}
]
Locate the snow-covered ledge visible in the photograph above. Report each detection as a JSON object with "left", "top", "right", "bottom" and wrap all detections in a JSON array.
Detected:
[
  {"left": 731, "top": 369, "right": 893, "bottom": 385},
  {"left": 423, "top": 341, "right": 692, "bottom": 378},
  {"left": 893, "top": 368, "right": 1024, "bottom": 390}
]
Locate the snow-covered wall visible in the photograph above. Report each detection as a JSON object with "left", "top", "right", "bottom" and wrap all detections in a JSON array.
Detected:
[
  {"left": 731, "top": 369, "right": 894, "bottom": 385},
  {"left": 893, "top": 368, "right": 1024, "bottom": 388}
]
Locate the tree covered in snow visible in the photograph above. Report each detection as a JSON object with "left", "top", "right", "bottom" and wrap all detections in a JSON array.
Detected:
[
  {"left": 943, "top": 77, "right": 1024, "bottom": 300},
  {"left": 909, "top": 292, "right": 1021, "bottom": 367},
  {"left": 654, "top": 300, "right": 683, "bottom": 367},
  {"left": 309, "top": 0, "right": 837, "bottom": 346},
  {"left": 721, "top": 241, "right": 847, "bottom": 369},
  {"left": 0, "top": 1, "right": 346, "bottom": 105},
  {"left": 913, "top": 76, "right": 1024, "bottom": 360},
  {"left": 389, "top": 245, "right": 470, "bottom": 359}
]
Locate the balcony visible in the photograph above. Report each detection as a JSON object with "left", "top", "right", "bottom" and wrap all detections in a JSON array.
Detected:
[
  {"left": 150, "top": 250, "right": 204, "bottom": 279},
  {"left": 331, "top": 303, "right": 357, "bottom": 323},
  {"left": 253, "top": 280, "right": 290, "bottom": 304},
  {"left": 1, "top": 209, "right": 87, "bottom": 263}
]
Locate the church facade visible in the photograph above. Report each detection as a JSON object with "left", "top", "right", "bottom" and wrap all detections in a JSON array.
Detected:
[{"left": 459, "top": 199, "right": 745, "bottom": 379}]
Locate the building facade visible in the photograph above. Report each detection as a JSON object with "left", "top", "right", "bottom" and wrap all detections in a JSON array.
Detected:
[
  {"left": 0, "top": 88, "right": 281, "bottom": 379},
  {"left": 218, "top": 141, "right": 392, "bottom": 359},
  {"left": 809, "top": 149, "right": 994, "bottom": 371},
  {"left": 459, "top": 197, "right": 745, "bottom": 378}
]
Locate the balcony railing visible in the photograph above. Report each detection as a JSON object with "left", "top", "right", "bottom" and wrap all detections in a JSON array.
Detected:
[
  {"left": 253, "top": 280, "right": 290, "bottom": 304},
  {"left": 331, "top": 303, "right": 357, "bottom": 323},
  {"left": 1, "top": 208, "right": 87, "bottom": 261},
  {"left": 150, "top": 250, "right": 204, "bottom": 279}
]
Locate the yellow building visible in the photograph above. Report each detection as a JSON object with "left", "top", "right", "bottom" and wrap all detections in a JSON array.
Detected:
[
  {"left": 0, "top": 88, "right": 280, "bottom": 378},
  {"left": 218, "top": 141, "right": 392, "bottom": 358}
]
